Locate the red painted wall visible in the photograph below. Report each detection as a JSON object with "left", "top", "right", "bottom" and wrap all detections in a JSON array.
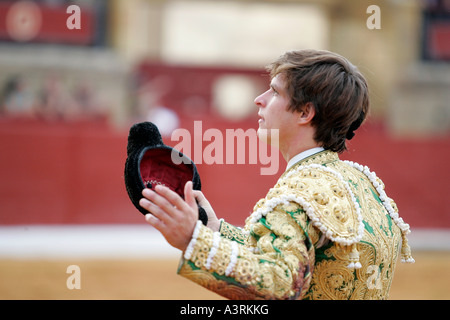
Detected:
[{"left": 0, "top": 117, "right": 449, "bottom": 228}]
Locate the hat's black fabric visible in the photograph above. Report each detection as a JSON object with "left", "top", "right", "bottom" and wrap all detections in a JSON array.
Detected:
[{"left": 124, "top": 122, "right": 208, "bottom": 225}]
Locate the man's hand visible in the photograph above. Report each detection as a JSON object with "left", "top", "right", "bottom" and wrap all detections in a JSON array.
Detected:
[
  {"left": 192, "top": 190, "right": 221, "bottom": 232},
  {"left": 139, "top": 181, "right": 198, "bottom": 252}
]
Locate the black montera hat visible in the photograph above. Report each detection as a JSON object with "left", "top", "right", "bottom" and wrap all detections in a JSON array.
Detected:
[{"left": 124, "top": 122, "right": 208, "bottom": 225}]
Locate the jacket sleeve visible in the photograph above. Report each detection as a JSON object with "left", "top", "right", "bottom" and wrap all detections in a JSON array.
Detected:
[
  {"left": 218, "top": 220, "right": 246, "bottom": 244},
  {"left": 177, "top": 202, "right": 316, "bottom": 300}
]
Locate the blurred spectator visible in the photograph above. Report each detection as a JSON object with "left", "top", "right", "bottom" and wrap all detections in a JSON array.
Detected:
[
  {"left": 72, "top": 80, "right": 107, "bottom": 121},
  {"left": 135, "top": 75, "right": 179, "bottom": 137},
  {"left": 36, "top": 73, "right": 74, "bottom": 120},
  {"left": 0, "top": 72, "right": 108, "bottom": 122},
  {"left": 0, "top": 75, "right": 35, "bottom": 118}
]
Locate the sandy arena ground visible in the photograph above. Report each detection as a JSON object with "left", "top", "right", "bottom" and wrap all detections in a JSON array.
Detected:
[{"left": 1, "top": 251, "right": 449, "bottom": 300}]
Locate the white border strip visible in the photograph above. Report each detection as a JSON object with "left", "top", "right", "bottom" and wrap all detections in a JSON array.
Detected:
[
  {"left": 0, "top": 225, "right": 448, "bottom": 259},
  {"left": 0, "top": 225, "right": 180, "bottom": 259},
  {"left": 406, "top": 228, "right": 450, "bottom": 251}
]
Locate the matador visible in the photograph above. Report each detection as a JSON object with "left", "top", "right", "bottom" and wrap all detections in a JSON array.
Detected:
[{"left": 136, "top": 49, "right": 414, "bottom": 300}]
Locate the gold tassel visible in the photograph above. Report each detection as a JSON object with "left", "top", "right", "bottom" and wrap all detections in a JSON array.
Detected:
[
  {"left": 347, "top": 243, "right": 362, "bottom": 269},
  {"left": 401, "top": 233, "right": 415, "bottom": 263}
]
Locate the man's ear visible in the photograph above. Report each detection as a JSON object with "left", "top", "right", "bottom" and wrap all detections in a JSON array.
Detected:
[{"left": 297, "top": 102, "right": 315, "bottom": 124}]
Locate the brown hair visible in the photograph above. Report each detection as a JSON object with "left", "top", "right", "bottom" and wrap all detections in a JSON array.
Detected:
[{"left": 267, "top": 49, "right": 369, "bottom": 153}]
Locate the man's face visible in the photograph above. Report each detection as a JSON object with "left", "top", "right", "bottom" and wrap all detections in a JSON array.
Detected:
[{"left": 254, "top": 73, "right": 297, "bottom": 146}]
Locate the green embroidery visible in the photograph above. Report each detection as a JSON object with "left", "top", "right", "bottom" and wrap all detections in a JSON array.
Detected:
[
  {"left": 370, "top": 188, "right": 383, "bottom": 205},
  {"left": 349, "top": 179, "right": 358, "bottom": 189},
  {"left": 270, "top": 233, "right": 281, "bottom": 253},
  {"left": 259, "top": 216, "right": 270, "bottom": 229},
  {"left": 314, "top": 241, "right": 335, "bottom": 263},
  {"left": 360, "top": 240, "right": 377, "bottom": 261},
  {"left": 385, "top": 213, "right": 394, "bottom": 236},
  {"left": 363, "top": 220, "right": 374, "bottom": 234}
]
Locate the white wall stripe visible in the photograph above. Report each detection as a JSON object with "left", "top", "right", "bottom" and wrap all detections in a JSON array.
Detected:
[
  {"left": 0, "top": 225, "right": 448, "bottom": 259},
  {"left": 0, "top": 225, "right": 180, "bottom": 259}
]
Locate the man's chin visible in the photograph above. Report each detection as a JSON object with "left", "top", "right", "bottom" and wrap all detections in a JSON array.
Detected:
[{"left": 257, "top": 128, "right": 279, "bottom": 147}]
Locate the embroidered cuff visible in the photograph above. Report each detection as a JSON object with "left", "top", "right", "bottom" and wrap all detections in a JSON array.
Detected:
[
  {"left": 219, "top": 220, "right": 246, "bottom": 244},
  {"left": 183, "top": 220, "right": 203, "bottom": 260}
]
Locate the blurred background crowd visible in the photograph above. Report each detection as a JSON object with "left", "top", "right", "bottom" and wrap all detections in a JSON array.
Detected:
[
  {"left": 0, "top": 0, "right": 448, "bottom": 133},
  {"left": 0, "top": 0, "right": 449, "bottom": 300}
]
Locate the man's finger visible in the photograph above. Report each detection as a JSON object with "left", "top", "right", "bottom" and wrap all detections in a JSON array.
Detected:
[
  {"left": 142, "top": 188, "right": 181, "bottom": 218},
  {"left": 144, "top": 213, "right": 167, "bottom": 233},
  {"left": 139, "top": 197, "right": 174, "bottom": 225},
  {"left": 184, "top": 181, "right": 197, "bottom": 210},
  {"left": 153, "top": 185, "right": 190, "bottom": 213},
  {"left": 193, "top": 190, "right": 210, "bottom": 207}
]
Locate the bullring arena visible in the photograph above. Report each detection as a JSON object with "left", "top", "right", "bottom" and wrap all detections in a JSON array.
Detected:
[
  {"left": 1, "top": 119, "right": 449, "bottom": 300},
  {"left": 1, "top": 227, "right": 450, "bottom": 300},
  {"left": 0, "top": 0, "right": 449, "bottom": 300}
]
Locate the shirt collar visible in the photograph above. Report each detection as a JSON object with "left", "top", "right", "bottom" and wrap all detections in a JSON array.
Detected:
[{"left": 286, "top": 147, "right": 325, "bottom": 171}]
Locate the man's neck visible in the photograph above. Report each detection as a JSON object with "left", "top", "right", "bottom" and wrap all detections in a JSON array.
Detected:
[
  {"left": 279, "top": 124, "right": 319, "bottom": 162},
  {"left": 285, "top": 147, "right": 325, "bottom": 171},
  {"left": 280, "top": 138, "right": 321, "bottom": 164}
]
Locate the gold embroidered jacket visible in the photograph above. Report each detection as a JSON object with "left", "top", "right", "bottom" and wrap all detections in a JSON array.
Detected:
[{"left": 177, "top": 150, "right": 413, "bottom": 300}]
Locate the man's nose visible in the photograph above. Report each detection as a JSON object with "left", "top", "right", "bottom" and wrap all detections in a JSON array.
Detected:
[{"left": 254, "top": 91, "right": 266, "bottom": 108}]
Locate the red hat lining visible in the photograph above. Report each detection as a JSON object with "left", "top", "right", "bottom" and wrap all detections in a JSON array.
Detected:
[{"left": 139, "top": 148, "right": 194, "bottom": 198}]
